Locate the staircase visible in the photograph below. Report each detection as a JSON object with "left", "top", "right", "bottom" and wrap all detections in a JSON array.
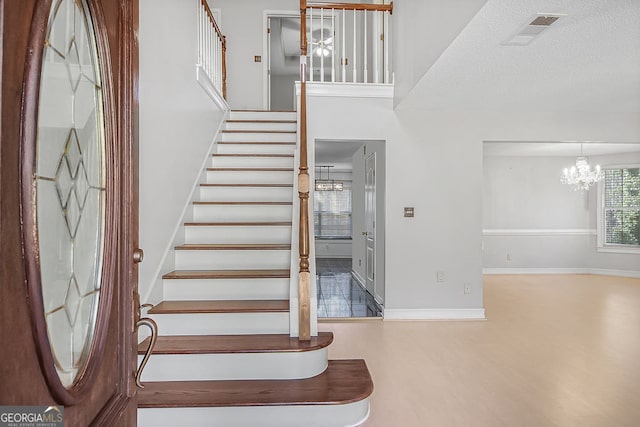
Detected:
[{"left": 137, "top": 110, "right": 373, "bottom": 426}]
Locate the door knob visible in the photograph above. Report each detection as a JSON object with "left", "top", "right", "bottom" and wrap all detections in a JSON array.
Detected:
[{"left": 133, "top": 248, "right": 144, "bottom": 263}]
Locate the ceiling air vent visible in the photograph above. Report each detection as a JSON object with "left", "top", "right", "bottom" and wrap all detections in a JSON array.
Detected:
[{"left": 503, "top": 13, "right": 565, "bottom": 46}]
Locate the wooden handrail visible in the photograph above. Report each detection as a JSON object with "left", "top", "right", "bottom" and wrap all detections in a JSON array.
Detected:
[
  {"left": 201, "top": 0, "right": 227, "bottom": 99},
  {"left": 306, "top": 1, "right": 393, "bottom": 14},
  {"left": 298, "top": 1, "right": 311, "bottom": 341}
]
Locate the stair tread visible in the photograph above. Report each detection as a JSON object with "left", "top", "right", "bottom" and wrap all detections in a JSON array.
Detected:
[
  {"left": 137, "top": 332, "right": 333, "bottom": 355},
  {"left": 212, "top": 153, "right": 294, "bottom": 157},
  {"left": 137, "top": 359, "right": 372, "bottom": 408},
  {"left": 231, "top": 109, "right": 295, "bottom": 112},
  {"left": 163, "top": 269, "right": 291, "bottom": 279},
  {"left": 193, "top": 201, "right": 292, "bottom": 205},
  {"left": 200, "top": 183, "right": 293, "bottom": 187},
  {"left": 207, "top": 167, "right": 294, "bottom": 171},
  {"left": 184, "top": 221, "right": 292, "bottom": 226},
  {"left": 222, "top": 130, "right": 296, "bottom": 134},
  {"left": 149, "top": 300, "right": 290, "bottom": 314},
  {"left": 175, "top": 243, "right": 291, "bottom": 250}
]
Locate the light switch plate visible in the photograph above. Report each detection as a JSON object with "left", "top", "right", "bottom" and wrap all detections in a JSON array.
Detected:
[
  {"left": 404, "top": 207, "right": 414, "bottom": 217},
  {"left": 254, "top": 55, "right": 262, "bottom": 62}
]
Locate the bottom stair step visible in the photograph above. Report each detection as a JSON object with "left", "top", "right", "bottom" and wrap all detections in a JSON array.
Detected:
[{"left": 138, "top": 360, "right": 373, "bottom": 426}]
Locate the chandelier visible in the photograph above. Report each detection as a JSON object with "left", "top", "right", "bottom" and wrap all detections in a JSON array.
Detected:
[
  {"left": 560, "top": 144, "right": 603, "bottom": 191},
  {"left": 315, "top": 165, "right": 343, "bottom": 191}
]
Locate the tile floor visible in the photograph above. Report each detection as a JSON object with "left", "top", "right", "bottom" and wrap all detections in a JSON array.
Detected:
[{"left": 316, "top": 258, "right": 383, "bottom": 318}]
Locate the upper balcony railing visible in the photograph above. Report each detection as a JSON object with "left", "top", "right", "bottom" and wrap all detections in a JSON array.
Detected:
[
  {"left": 304, "top": 1, "right": 393, "bottom": 84},
  {"left": 198, "top": 0, "right": 226, "bottom": 99}
]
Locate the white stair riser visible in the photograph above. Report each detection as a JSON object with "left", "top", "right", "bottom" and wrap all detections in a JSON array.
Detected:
[
  {"left": 151, "top": 312, "right": 290, "bottom": 335},
  {"left": 138, "top": 349, "right": 327, "bottom": 382},
  {"left": 163, "top": 278, "right": 290, "bottom": 301},
  {"left": 193, "top": 204, "right": 292, "bottom": 222},
  {"left": 228, "top": 111, "right": 296, "bottom": 121},
  {"left": 206, "top": 170, "right": 293, "bottom": 184},
  {"left": 211, "top": 156, "right": 293, "bottom": 168},
  {"left": 138, "top": 400, "right": 370, "bottom": 427},
  {"left": 216, "top": 143, "right": 296, "bottom": 155},
  {"left": 199, "top": 186, "right": 292, "bottom": 202},
  {"left": 185, "top": 226, "right": 291, "bottom": 244},
  {"left": 175, "top": 249, "right": 291, "bottom": 270},
  {"left": 225, "top": 122, "right": 297, "bottom": 131},
  {"left": 220, "top": 132, "right": 296, "bottom": 143}
]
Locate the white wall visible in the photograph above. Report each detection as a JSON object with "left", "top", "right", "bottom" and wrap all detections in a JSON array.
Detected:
[
  {"left": 483, "top": 151, "right": 640, "bottom": 274},
  {"left": 214, "top": 0, "right": 298, "bottom": 109},
  {"left": 271, "top": 74, "right": 297, "bottom": 110},
  {"left": 139, "top": 0, "right": 227, "bottom": 303},
  {"left": 392, "top": 0, "right": 487, "bottom": 107}
]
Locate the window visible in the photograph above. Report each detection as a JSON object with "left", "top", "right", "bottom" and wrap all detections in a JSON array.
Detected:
[
  {"left": 598, "top": 166, "right": 640, "bottom": 252},
  {"left": 314, "top": 183, "right": 352, "bottom": 239}
]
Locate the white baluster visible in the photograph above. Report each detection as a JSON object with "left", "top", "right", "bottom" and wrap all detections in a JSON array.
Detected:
[
  {"left": 309, "top": 8, "right": 314, "bottom": 82},
  {"left": 373, "top": 11, "right": 379, "bottom": 84},
  {"left": 342, "top": 9, "right": 346, "bottom": 82},
  {"left": 384, "top": 10, "right": 389, "bottom": 84},
  {"left": 364, "top": 9, "right": 367, "bottom": 83},
  {"left": 320, "top": 8, "right": 324, "bottom": 82},
  {"left": 331, "top": 8, "right": 335, "bottom": 83},
  {"left": 352, "top": 9, "right": 357, "bottom": 83}
]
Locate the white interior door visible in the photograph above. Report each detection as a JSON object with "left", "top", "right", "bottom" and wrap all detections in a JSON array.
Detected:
[{"left": 365, "top": 153, "right": 376, "bottom": 296}]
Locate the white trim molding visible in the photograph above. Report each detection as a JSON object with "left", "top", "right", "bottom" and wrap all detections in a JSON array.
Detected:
[
  {"left": 296, "top": 82, "right": 394, "bottom": 99},
  {"left": 384, "top": 308, "right": 486, "bottom": 321},
  {"left": 196, "top": 66, "right": 230, "bottom": 111},
  {"left": 482, "top": 229, "right": 596, "bottom": 236},
  {"left": 483, "top": 268, "right": 640, "bottom": 278}
]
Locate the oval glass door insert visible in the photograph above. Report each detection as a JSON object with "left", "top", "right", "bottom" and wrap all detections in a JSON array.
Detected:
[{"left": 36, "top": 0, "right": 106, "bottom": 387}]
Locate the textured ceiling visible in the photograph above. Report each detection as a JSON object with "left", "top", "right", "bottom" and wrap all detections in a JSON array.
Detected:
[{"left": 398, "top": 0, "right": 640, "bottom": 113}]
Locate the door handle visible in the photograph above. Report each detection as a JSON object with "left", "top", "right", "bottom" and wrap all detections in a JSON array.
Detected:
[
  {"left": 135, "top": 303, "right": 157, "bottom": 388},
  {"left": 133, "top": 248, "right": 144, "bottom": 263},
  {"left": 362, "top": 232, "right": 367, "bottom": 236}
]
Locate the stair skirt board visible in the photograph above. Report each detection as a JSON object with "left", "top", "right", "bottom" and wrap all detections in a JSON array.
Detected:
[
  {"left": 199, "top": 186, "right": 292, "bottom": 202},
  {"left": 163, "top": 277, "right": 290, "bottom": 300},
  {"left": 184, "top": 225, "right": 292, "bottom": 244},
  {"left": 211, "top": 156, "right": 294, "bottom": 168},
  {"left": 205, "top": 170, "right": 294, "bottom": 184},
  {"left": 216, "top": 143, "right": 296, "bottom": 155},
  {"left": 138, "top": 400, "right": 370, "bottom": 427},
  {"left": 192, "top": 204, "right": 292, "bottom": 222},
  {"left": 219, "top": 132, "right": 297, "bottom": 143},
  {"left": 151, "top": 312, "right": 290, "bottom": 335},
  {"left": 174, "top": 249, "right": 291, "bottom": 270},
  {"left": 137, "top": 349, "right": 328, "bottom": 382}
]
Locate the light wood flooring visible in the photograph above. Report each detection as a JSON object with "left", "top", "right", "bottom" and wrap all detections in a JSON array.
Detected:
[{"left": 319, "top": 274, "right": 640, "bottom": 426}]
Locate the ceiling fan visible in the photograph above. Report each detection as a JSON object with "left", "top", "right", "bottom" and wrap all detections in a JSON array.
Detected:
[{"left": 309, "top": 28, "right": 333, "bottom": 57}]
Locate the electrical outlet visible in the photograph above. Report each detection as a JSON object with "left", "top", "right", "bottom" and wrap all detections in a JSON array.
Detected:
[
  {"left": 436, "top": 271, "right": 446, "bottom": 283},
  {"left": 359, "top": 259, "right": 362, "bottom": 266},
  {"left": 464, "top": 283, "right": 472, "bottom": 295},
  {"left": 506, "top": 253, "right": 512, "bottom": 261}
]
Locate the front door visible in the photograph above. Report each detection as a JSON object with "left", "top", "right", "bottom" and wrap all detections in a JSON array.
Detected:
[
  {"left": 0, "top": 0, "right": 139, "bottom": 424},
  {"left": 364, "top": 153, "right": 376, "bottom": 298}
]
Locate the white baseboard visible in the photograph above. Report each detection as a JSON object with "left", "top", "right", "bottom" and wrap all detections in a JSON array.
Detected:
[
  {"left": 383, "top": 308, "right": 486, "bottom": 321},
  {"left": 483, "top": 267, "right": 640, "bottom": 278}
]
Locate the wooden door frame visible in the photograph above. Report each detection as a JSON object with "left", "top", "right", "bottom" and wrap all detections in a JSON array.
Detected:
[{"left": 0, "top": 0, "right": 139, "bottom": 423}]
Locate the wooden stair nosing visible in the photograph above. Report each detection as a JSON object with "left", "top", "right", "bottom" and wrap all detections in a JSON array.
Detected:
[
  {"left": 137, "top": 332, "right": 333, "bottom": 355},
  {"left": 193, "top": 201, "right": 292, "bottom": 205},
  {"left": 162, "top": 269, "right": 291, "bottom": 280},
  {"left": 222, "top": 130, "right": 296, "bottom": 134},
  {"left": 212, "top": 153, "right": 294, "bottom": 157},
  {"left": 137, "top": 359, "right": 373, "bottom": 408},
  {"left": 206, "top": 167, "right": 294, "bottom": 171},
  {"left": 200, "top": 183, "right": 293, "bottom": 188},
  {"left": 175, "top": 243, "right": 291, "bottom": 251},
  {"left": 183, "top": 221, "right": 292, "bottom": 227},
  {"left": 148, "top": 300, "right": 290, "bottom": 314},
  {"left": 217, "top": 141, "right": 296, "bottom": 145}
]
